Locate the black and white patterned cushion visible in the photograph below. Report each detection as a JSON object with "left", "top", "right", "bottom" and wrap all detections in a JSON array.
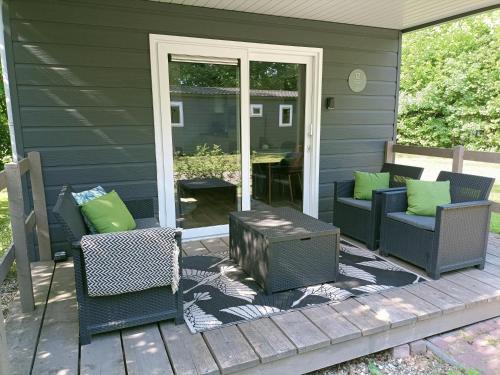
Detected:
[{"left": 81, "top": 227, "right": 180, "bottom": 297}]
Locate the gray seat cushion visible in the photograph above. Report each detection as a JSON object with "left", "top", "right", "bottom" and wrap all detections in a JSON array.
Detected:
[
  {"left": 337, "top": 197, "right": 372, "bottom": 211},
  {"left": 135, "top": 218, "right": 160, "bottom": 229},
  {"left": 387, "top": 212, "right": 435, "bottom": 231}
]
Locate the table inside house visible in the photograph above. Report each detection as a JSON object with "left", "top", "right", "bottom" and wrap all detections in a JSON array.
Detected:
[{"left": 176, "top": 178, "right": 237, "bottom": 228}]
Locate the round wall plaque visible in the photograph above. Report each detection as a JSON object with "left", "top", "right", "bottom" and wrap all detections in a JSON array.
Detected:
[{"left": 348, "top": 69, "right": 367, "bottom": 93}]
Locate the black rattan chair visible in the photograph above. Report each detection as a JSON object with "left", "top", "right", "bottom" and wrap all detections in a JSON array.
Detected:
[
  {"left": 333, "top": 163, "right": 424, "bottom": 250},
  {"left": 379, "top": 171, "right": 494, "bottom": 279},
  {"left": 53, "top": 185, "right": 183, "bottom": 345}
]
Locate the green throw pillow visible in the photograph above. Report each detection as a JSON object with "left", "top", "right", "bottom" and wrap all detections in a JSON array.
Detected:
[
  {"left": 81, "top": 190, "right": 136, "bottom": 233},
  {"left": 353, "top": 171, "right": 390, "bottom": 200},
  {"left": 406, "top": 180, "right": 451, "bottom": 217}
]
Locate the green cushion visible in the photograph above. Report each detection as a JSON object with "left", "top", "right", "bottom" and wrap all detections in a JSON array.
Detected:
[
  {"left": 81, "top": 190, "right": 136, "bottom": 233},
  {"left": 353, "top": 171, "right": 390, "bottom": 200},
  {"left": 406, "top": 180, "right": 451, "bottom": 217}
]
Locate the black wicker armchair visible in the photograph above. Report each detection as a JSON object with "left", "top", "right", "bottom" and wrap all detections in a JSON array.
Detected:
[
  {"left": 333, "top": 163, "right": 424, "bottom": 250},
  {"left": 379, "top": 171, "right": 494, "bottom": 279},
  {"left": 53, "top": 185, "right": 183, "bottom": 345}
]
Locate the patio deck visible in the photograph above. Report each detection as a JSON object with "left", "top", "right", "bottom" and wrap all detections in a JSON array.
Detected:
[{"left": 5, "top": 234, "right": 500, "bottom": 375}]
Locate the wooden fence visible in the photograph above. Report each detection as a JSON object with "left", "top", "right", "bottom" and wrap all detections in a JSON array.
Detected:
[
  {"left": 385, "top": 141, "right": 500, "bottom": 213},
  {"left": 0, "top": 151, "right": 52, "bottom": 375}
]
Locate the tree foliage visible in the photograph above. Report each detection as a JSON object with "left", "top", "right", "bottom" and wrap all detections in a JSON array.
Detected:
[
  {"left": 398, "top": 11, "right": 499, "bottom": 151},
  {"left": 169, "top": 61, "right": 300, "bottom": 90},
  {"left": 0, "top": 66, "right": 11, "bottom": 169}
]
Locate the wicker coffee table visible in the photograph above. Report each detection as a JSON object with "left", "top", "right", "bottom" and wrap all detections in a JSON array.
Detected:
[{"left": 229, "top": 207, "right": 340, "bottom": 294}]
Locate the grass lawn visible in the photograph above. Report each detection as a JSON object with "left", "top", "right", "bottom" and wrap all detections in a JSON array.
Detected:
[
  {"left": 0, "top": 190, "right": 12, "bottom": 258},
  {"left": 490, "top": 185, "right": 500, "bottom": 234}
]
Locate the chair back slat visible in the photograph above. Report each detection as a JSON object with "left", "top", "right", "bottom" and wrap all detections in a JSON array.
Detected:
[
  {"left": 381, "top": 163, "right": 424, "bottom": 188},
  {"left": 53, "top": 185, "right": 88, "bottom": 243},
  {"left": 437, "top": 171, "right": 495, "bottom": 203}
]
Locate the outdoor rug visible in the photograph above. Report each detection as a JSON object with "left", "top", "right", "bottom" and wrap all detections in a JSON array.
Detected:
[{"left": 182, "top": 240, "right": 425, "bottom": 333}]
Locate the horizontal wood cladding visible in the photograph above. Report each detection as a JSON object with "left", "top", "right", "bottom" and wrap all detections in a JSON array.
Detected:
[
  {"left": 22, "top": 126, "right": 154, "bottom": 147},
  {"left": 6, "top": 0, "right": 400, "bottom": 243},
  {"left": 17, "top": 64, "right": 397, "bottom": 87}
]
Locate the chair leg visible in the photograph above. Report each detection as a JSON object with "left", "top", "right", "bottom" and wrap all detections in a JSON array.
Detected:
[
  {"left": 427, "top": 268, "right": 440, "bottom": 280},
  {"left": 288, "top": 174, "right": 294, "bottom": 202},
  {"left": 80, "top": 327, "right": 91, "bottom": 346}
]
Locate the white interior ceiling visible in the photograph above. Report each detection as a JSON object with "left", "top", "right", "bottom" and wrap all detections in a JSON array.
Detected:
[{"left": 151, "top": 0, "right": 499, "bottom": 30}]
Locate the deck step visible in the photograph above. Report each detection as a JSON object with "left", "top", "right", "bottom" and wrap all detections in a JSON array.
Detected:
[{"left": 160, "top": 321, "right": 219, "bottom": 375}]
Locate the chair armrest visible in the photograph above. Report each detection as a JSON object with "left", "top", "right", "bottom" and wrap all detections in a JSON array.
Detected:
[
  {"left": 380, "top": 190, "right": 408, "bottom": 214},
  {"left": 71, "top": 241, "right": 81, "bottom": 249},
  {"left": 437, "top": 200, "right": 491, "bottom": 211},
  {"left": 334, "top": 180, "right": 355, "bottom": 199}
]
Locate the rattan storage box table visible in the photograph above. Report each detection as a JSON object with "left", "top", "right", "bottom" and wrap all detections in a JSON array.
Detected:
[{"left": 229, "top": 207, "right": 340, "bottom": 294}]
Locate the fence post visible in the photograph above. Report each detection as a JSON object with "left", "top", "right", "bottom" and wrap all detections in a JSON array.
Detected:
[
  {"left": 27, "top": 152, "right": 51, "bottom": 261},
  {"left": 5, "top": 162, "right": 35, "bottom": 312},
  {"left": 452, "top": 145, "right": 464, "bottom": 173},
  {"left": 385, "top": 140, "right": 395, "bottom": 163},
  {"left": 0, "top": 315, "right": 9, "bottom": 375}
]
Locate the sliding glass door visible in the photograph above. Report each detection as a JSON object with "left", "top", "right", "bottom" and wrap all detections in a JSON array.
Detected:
[
  {"left": 151, "top": 35, "right": 322, "bottom": 240},
  {"left": 249, "top": 62, "right": 306, "bottom": 212},
  {"left": 168, "top": 60, "right": 242, "bottom": 231}
]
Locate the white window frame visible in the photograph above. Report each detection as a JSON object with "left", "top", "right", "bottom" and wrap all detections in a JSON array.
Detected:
[
  {"left": 150, "top": 34, "right": 323, "bottom": 240},
  {"left": 279, "top": 104, "right": 293, "bottom": 127},
  {"left": 250, "top": 104, "right": 263, "bottom": 117},
  {"left": 170, "top": 101, "right": 184, "bottom": 127}
]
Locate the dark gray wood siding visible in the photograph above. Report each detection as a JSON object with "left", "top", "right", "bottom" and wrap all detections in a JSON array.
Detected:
[{"left": 3, "top": 0, "right": 400, "bottom": 253}]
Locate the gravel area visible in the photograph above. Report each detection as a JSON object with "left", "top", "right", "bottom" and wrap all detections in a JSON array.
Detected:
[
  {"left": 307, "top": 350, "right": 458, "bottom": 375},
  {"left": 1, "top": 277, "right": 18, "bottom": 318}
]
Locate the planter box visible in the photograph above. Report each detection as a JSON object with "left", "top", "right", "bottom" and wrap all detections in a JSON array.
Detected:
[{"left": 229, "top": 207, "right": 340, "bottom": 294}]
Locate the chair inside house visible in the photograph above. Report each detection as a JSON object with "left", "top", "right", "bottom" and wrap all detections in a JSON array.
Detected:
[
  {"left": 333, "top": 163, "right": 424, "bottom": 250},
  {"left": 52, "top": 185, "right": 183, "bottom": 345},
  {"left": 270, "top": 152, "right": 304, "bottom": 207},
  {"left": 379, "top": 171, "right": 495, "bottom": 279}
]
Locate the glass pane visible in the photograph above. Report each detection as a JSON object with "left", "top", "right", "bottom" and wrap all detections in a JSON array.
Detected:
[
  {"left": 169, "top": 61, "right": 241, "bottom": 229},
  {"left": 250, "top": 62, "right": 305, "bottom": 211},
  {"left": 171, "top": 104, "right": 181, "bottom": 124}
]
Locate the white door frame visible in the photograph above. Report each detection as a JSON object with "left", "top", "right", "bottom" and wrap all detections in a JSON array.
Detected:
[{"left": 150, "top": 34, "right": 323, "bottom": 240}]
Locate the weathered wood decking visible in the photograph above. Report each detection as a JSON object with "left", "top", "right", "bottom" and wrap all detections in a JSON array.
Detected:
[{"left": 4, "top": 235, "right": 500, "bottom": 375}]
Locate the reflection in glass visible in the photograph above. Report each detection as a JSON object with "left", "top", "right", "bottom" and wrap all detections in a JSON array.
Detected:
[
  {"left": 250, "top": 62, "right": 305, "bottom": 211},
  {"left": 169, "top": 61, "right": 241, "bottom": 229}
]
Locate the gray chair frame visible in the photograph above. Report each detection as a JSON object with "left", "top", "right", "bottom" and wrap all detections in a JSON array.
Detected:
[
  {"left": 53, "top": 185, "right": 183, "bottom": 345},
  {"left": 333, "top": 163, "right": 424, "bottom": 250},
  {"left": 379, "top": 171, "right": 494, "bottom": 279}
]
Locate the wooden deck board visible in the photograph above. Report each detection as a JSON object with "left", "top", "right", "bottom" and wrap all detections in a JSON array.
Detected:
[
  {"left": 31, "top": 261, "right": 79, "bottom": 375},
  {"left": 203, "top": 325, "right": 260, "bottom": 374},
  {"left": 355, "top": 293, "right": 417, "bottom": 328},
  {"left": 122, "top": 324, "right": 174, "bottom": 375},
  {"left": 200, "top": 238, "right": 229, "bottom": 254},
  {"left": 460, "top": 268, "right": 500, "bottom": 289},
  {"left": 426, "top": 278, "right": 484, "bottom": 307},
  {"left": 484, "top": 261, "right": 500, "bottom": 276},
  {"left": 403, "top": 282, "right": 464, "bottom": 314},
  {"left": 160, "top": 321, "right": 219, "bottom": 375},
  {"left": 443, "top": 272, "right": 500, "bottom": 302},
  {"left": 271, "top": 311, "right": 330, "bottom": 353},
  {"left": 331, "top": 298, "right": 390, "bottom": 335},
  {"left": 5, "top": 261, "right": 54, "bottom": 375},
  {"left": 238, "top": 318, "right": 296, "bottom": 363},
  {"left": 183, "top": 240, "right": 211, "bottom": 256},
  {"left": 80, "top": 332, "right": 125, "bottom": 375},
  {"left": 486, "top": 254, "right": 500, "bottom": 266},
  {"left": 380, "top": 288, "right": 441, "bottom": 320},
  {"left": 302, "top": 304, "right": 362, "bottom": 344}
]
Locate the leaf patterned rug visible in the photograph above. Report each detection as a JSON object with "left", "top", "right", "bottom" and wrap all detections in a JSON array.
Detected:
[{"left": 182, "top": 240, "right": 424, "bottom": 333}]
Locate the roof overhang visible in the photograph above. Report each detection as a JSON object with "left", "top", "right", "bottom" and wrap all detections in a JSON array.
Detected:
[{"left": 151, "top": 0, "right": 499, "bottom": 32}]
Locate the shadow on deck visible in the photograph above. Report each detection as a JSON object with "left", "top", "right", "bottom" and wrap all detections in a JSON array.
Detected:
[{"left": 4, "top": 234, "right": 500, "bottom": 375}]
